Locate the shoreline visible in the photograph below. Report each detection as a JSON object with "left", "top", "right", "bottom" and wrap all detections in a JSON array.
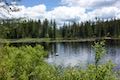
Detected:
[{"left": 0, "top": 37, "right": 120, "bottom": 43}]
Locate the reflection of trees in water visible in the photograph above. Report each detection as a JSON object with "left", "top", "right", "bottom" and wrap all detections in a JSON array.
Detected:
[
  {"left": 71, "top": 42, "right": 80, "bottom": 54},
  {"left": 108, "top": 45, "right": 119, "bottom": 63},
  {"left": 46, "top": 41, "right": 120, "bottom": 67},
  {"left": 51, "top": 42, "right": 57, "bottom": 55},
  {"left": 101, "top": 40, "right": 120, "bottom": 66},
  {"left": 87, "top": 44, "right": 94, "bottom": 65}
]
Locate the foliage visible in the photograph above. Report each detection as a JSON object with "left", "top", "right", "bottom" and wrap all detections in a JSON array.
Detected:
[
  {"left": 92, "top": 41, "right": 106, "bottom": 66},
  {"left": 0, "top": 18, "right": 120, "bottom": 39},
  {"left": 0, "top": 45, "right": 48, "bottom": 80},
  {"left": 0, "top": 42, "right": 119, "bottom": 80}
]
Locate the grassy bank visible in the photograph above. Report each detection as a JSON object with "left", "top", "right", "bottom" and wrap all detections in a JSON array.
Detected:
[{"left": 0, "top": 37, "right": 120, "bottom": 43}]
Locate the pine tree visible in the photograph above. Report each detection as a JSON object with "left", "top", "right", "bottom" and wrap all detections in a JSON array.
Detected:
[{"left": 53, "top": 20, "right": 56, "bottom": 39}]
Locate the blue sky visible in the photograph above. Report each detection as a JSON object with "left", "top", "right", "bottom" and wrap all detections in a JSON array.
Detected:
[
  {"left": 14, "top": 0, "right": 120, "bottom": 24},
  {"left": 20, "top": 0, "right": 61, "bottom": 10},
  {"left": 1, "top": 0, "right": 120, "bottom": 25}
]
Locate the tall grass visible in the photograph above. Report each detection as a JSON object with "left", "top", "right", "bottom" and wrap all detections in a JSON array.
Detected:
[{"left": 0, "top": 41, "right": 119, "bottom": 80}]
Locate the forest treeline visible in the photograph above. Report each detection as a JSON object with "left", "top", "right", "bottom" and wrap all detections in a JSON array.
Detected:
[{"left": 0, "top": 18, "right": 120, "bottom": 39}]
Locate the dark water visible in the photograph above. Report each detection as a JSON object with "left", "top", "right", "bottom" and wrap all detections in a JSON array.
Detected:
[
  {"left": 9, "top": 40, "right": 120, "bottom": 68},
  {"left": 46, "top": 40, "right": 120, "bottom": 68},
  {"left": 46, "top": 42, "right": 94, "bottom": 67}
]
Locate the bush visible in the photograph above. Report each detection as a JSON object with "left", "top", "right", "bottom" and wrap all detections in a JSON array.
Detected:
[{"left": 0, "top": 45, "right": 48, "bottom": 80}]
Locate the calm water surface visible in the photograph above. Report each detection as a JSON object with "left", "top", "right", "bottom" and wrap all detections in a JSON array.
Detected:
[{"left": 46, "top": 41, "right": 120, "bottom": 68}]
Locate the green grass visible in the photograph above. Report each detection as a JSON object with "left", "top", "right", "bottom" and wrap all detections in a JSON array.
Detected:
[{"left": 0, "top": 37, "right": 120, "bottom": 43}]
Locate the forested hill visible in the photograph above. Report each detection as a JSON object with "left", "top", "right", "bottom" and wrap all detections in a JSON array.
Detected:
[{"left": 0, "top": 18, "right": 120, "bottom": 39}]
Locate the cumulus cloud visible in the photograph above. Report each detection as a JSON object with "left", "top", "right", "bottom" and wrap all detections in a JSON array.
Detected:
[
  {"left": 10, "top": 4, "right": 46, "bottom": 19},
  {"left": 61, "top": 0, "right": 119, "bottom": 8},
  {"left": 46, "top": 6, "right": 87, "bottom": 23},
  {"left": 1, "top": 0, "right": 120, "bottom": 25},
  {"left": 87, "top": 7, "right": 120, "bottom": 19},
  {"left": 57, "top": 0, "right": 120, "bottom": 23},
  {"left": 9, "top": 4, "right": 88, "bottom": 25}
]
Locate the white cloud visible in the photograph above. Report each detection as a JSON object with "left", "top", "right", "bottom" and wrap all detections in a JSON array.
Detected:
[
  {"left": 1, "top": 0, "right": 120, "bottom": 25},
  {"left": 8, "top": 5, "right": 88, "bottom": 25},
  {"left": 88, "top": 7, "right": 120, "bottom": 19},
  {"left": 46, "top": 6, "right": 86, "bottom": 21},
  {"left": 56, "top": 0, "right": 120, "bottom": 23},
  {"left": 0, "top": 8, "right": 12, "bottom": 18},
  {"left": 61, "top": 0, "right": 119, "bottom": 8},
  {"left": 10, "top": 4, "right": 46, "bottom": 19}
]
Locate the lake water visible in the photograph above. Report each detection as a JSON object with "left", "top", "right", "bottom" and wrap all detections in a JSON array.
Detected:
[{"left": 46, "top": 40, "right": 120, "bottom": 69}]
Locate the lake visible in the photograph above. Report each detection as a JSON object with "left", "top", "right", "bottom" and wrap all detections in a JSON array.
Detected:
[{"left": 46, "top": 40, "right": 120, "bottom": 69}]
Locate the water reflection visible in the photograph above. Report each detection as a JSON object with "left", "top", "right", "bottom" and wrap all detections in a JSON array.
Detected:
[
  {"left": 47, "top": 41, "right": 120, "bottom": 68},
  {"left": 47, "top": 42, "right": 95, "bottom": 67}
]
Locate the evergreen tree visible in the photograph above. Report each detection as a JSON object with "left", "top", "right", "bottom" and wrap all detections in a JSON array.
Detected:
[{"left": 53, "top": 20, "right": 56, "bottom": 39}]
